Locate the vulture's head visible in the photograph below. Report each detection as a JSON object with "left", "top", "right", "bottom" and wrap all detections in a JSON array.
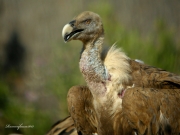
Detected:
[{"left": 62, "top": 11, "right": 104, "bottom": 44}]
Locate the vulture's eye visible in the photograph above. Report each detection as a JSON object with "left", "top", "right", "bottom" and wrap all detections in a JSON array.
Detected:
[{"left": 83, "top": 19, "right": 91, "bottom": 25}]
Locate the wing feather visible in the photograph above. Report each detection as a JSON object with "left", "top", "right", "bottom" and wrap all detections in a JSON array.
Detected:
[
  {"left": 123, "top": 87, "right": 180, "bottom": 134},
  {"left": 67, "top": 86, "right": 97, "bottom": 135},
  {"left": 46, "top": 116, "right": 77, "bottom": 135},
  {"left": 130, "top": 60, "right": 180, "bottom": 88}
]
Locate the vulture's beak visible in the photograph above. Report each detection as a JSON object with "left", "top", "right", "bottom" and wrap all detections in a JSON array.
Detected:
[{"left": 62, "top": 20, "right": 84, "bottom": 42}]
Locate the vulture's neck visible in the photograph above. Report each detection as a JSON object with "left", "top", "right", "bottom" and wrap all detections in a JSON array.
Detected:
[{"left": 79, "top": 35, "right": 109, "bottom": 98}]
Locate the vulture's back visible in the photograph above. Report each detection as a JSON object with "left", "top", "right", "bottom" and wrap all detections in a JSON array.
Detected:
[{"left": 130, "top": 60, "right": 180, "bottom": 89}]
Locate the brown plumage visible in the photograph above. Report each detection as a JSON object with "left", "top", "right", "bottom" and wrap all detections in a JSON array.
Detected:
[
  {"left": 123, "top": 87, "right": 180, "bottom": 135},
  {"left": 67, "top": 86, "right": 136, "bottom": 135},
  {"left": 130, "top": 60, "right": 180, "bottom": 89},
  {"left": 67, "top": 86, "right": 180, "bottom": 135},
  {"left": 46, "top": 116, "right": 77, "bottom": 135},
  {"left": 67, "top": 86, "right": 97, "bottom": 135},
  {"left": 62, "top": 11, "right": 180, "bottom": 135}
]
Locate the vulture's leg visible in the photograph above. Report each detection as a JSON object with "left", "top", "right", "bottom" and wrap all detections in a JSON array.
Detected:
[{"left": 67, "top": 86, "right": 98, "bottom": 135}]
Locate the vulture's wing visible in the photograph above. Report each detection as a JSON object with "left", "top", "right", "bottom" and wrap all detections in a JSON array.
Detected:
[
  {"left": 67, "top": 86, "right": 98, "bottom": 135},
  {"left": 46, "top": 116, "right": 77, "bottom": 135},
  {"left": 123, "top": 87, "right": 180, "bottom": 135},
  {"left": 130, "top": 60, "right": 180, "bottom": 88}
]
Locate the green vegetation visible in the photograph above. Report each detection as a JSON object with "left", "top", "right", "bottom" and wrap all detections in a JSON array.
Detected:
[
  {"left": 0, "top": 79, "right": 51, "bottom": 135},
  {"left": 0, "top": 1, "right": 179, "bottom": 135}
]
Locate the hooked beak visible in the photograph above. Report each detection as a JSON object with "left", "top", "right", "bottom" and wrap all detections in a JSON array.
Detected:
[{"left": 62, "top": 20, "right": 84, "bottom": 42}]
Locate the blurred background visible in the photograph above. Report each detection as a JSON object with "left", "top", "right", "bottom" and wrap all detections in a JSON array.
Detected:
[{"left": 0, "top": 0, "right": 179, "bottom": 134}]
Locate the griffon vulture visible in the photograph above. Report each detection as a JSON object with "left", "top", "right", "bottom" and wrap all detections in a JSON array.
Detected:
[{"left": 62, "top": 11, "right": 180, "bottom": 135}]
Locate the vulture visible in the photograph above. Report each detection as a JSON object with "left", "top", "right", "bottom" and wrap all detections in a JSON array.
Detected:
[{"left": 62, "top": 11, "right": 180, "bottom": 135}]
